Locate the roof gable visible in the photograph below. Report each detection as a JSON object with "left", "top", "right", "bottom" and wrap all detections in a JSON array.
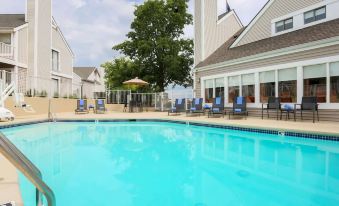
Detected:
[
  {"left": 0, "top": 14, "right": 26, "bottom": 29},
  {"left": 196, "top": 18, "right": 339, "bottom": 68},
  {"left": 73, "top": 67, "right": 98, "bottom": 80},
  {"left": 231, "top": 0, "right": 322, "bottom": 48}
]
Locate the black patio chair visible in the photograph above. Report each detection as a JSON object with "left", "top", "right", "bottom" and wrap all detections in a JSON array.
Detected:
[
  {"left": 294, "top": 96, "right": 319, "bottom": 123},
  {"left": 208, "top": 97, "right": 225, "bottom": 118},
  {"left": 168, "top": 98, "right": 186, "bottom": 116},
  {"left": 262, "top": 97, "right": 281, "bottom": 120},
  {"left": 229, "top": 96, "right": 248, "bottom": 119},
  {"left": 186, "top": 98, "right": 204, "bottom": 116}
]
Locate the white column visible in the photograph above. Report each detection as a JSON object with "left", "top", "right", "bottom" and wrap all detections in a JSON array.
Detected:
[
  {"left": 255, "top": 72, "right": 260, "bottom": 105},
  {"left": 275, "top": 70, "right": 279, "bottom": 97},
  {"left": 297, "top": 66, "right": 303, "bottom": 103},
  {"left": 213, "top": 78, "right": 216, "bottom": 98},
  {"left": 326, "top": 63, "right": 330, "bottom": 104},
  {"left": 239, "top": 75, "right": 242, "bottom": 96},
  {"left": 224, "top": 76, "right": 228, "bottom": 105}
]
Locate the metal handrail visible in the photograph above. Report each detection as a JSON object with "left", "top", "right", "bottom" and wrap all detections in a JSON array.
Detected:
[{"left": 0, "top": 132, "right": 56, "bottom": 206}]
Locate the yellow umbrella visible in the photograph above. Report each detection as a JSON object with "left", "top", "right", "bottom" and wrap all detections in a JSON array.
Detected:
[{"left": 123, "top": 77, "right": 149, "bottom": 86}]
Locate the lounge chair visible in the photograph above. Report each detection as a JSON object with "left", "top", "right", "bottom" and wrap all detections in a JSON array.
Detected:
[
  {"left": 229, "top": 96, "right": 248, "bottom": 119},
  {"left": 261, "top": 97, "right": 281, "bottom": 120},
  {"left": 168, "top": 98, "right": 186, "bottom": 116},
  {"left": 294, "top": 96, "right": 319, "bottom": 123},
  {"left": 208, "top": 97, "right": 225, "bottom": 118},
  {"left": 186, "top": 98, "right": 203, "bottom": 116},
  {"left": 75, "top": 99, "right": 89, "bottom": 114},
  {"left": 95, "top": 99, "right": 106, "bottom": 114}
]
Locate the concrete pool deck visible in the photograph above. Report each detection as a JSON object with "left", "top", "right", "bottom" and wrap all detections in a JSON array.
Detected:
[{"left": 1, "top": 111, "right": 339, "bottom": 204}]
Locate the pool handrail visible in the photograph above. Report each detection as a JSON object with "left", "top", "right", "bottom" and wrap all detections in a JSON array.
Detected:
[{"left": 0, "top": 132, "right": 56, "bottom": 206}]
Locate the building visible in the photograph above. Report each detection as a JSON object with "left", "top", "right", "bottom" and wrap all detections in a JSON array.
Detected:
[
  {"left": 73, "top": 67, "right": 105, "bottom": 99},
  {"left": 194, "top": 0, "right": 339, "bottom": 113},
  {"left": 0, "top": 0, "right": 74, "bottom": 98}
]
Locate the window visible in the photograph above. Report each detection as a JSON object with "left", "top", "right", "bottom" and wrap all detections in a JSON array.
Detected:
[
  {"left": 0, "top": 33, "right": 11, "bottom": 44},
  {"left": 278, "top": 68, "right": 297, "bottom": 103},
  {"left": 242, "top": 73, "right": 255, "bottom": 103},
  {"left": 304, "top": 6, "right": 326, "bottom": 24},
  {"left": 204, "top": 79, "right": 214, "bottom": 103},
  {"left": 330, "top": 62, "right": 339, "bottom": 103},
  {"left": 228, "top": 76, "right": 240, "bottom": 103},
  {"left": 260, "top": 71, "right": 275, "bottom": 103},
  {"left": 52, "top": 78, "right": 59, "bottom": 97},
  {"left": 275, "top": 18, "right": 293, "bottom": 32},
  {"left": 52, "top": 50, "right": 60, "bottom": 71},
  {"left": 304, "top": 64, "right": 327, "bottom": 103},
  {"left": 215, "top": 78, "right": 224, "bottom": 98}
]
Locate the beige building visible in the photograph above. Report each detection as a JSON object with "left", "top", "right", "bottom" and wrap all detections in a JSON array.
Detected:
[
  {"left": 73, "top": 67, "right": 105, "bottom": 99},
  {"left": 0, "top": 0, "right": 74, "bottom": 99},
  {"left": 194, "top": 0, "right": 339, "bottom": 113}
]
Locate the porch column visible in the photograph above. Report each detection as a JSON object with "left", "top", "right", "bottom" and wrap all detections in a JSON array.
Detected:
[{"left": 297, "top": 66, "right": 303, "bottom": 103}]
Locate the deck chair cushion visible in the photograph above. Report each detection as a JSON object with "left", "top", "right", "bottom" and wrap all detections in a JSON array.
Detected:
[
  {"left": 191, "top": 107, "right": 196, "bottom": 111},
  {"left": 215, "top": 97, "right": 221, "bottom": 105},
  {"left": 212, "top": 108, "right": 220, "bottom": 112},
  {"left": 234, "top": 108, "right": 242, "bottom": 112},
  {"left": 236, "top": 97, "right": 243, "bottom": 105}
]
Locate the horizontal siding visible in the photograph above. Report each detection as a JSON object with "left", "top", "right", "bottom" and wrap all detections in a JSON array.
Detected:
[
  {"left": 52, "top": 28, "right": 73, "bottom": 77},
  {"left": 194, "top": 44, "right": 339, "bottom": 100},
  {"left": 239, "top": 108, "right": 339, "bottom": 122},
  {"left": 198, "top": 44, "right": 339, "bottom": 77},
  {"left": 237, "top": 0, "right": 321, "bottom": 46},
  {"left": 17, "top": 27, "right": 28, "bottom": 65}
]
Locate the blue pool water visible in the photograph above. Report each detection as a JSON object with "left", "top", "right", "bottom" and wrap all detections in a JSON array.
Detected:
[{"left": 1, "top": 121, "right": 339, "bottom": 206}]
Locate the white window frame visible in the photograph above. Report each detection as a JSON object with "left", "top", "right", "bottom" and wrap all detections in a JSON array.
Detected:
[
  {"left": 200, "top": 55, "right": 339, "bottom": 109},
  {"left": 52, "top": 49, "right": 61, "bottom": 72}
]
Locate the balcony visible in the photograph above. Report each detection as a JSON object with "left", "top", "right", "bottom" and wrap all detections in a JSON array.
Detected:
[{"left": 0, "top": 42, "right": 14, "bottom": 60}]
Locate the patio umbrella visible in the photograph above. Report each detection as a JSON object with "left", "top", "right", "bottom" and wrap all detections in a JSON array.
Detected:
[{"left": 123, "top": 77, "right": 149, "bottom": 86}]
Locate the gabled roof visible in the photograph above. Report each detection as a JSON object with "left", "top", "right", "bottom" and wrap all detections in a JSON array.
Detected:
[
  {"left": 73, "top": 67, "right": 100, "bottom": 80},
  {"left": 0, "top": 14, "right": 26, "bottom": 29},
  {"left": 196, "top": 18, "right": 339, "bottom": 68}
]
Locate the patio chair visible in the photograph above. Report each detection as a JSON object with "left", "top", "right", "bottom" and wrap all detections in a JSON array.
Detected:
[
  {"left": 75, "top": 99, "right": 89, "bottom": 114},
  {"left": 261, "top": 97, "right": 281, "bottom": 120},
  {"left": 229, "top": 96, "right": 248, "bottom": 119},
  {"left": 208, "top": 97, "right": 225, "bottom": 118},
  {"left": 186, "top": 98, "right": 203, "bottom": 116},
  {"left": 294, "top": 97, "right": 319, "bottom": 123},
  {"left": 95, "top": 99, "right": 106, "bottom": 114},
  {"left": 168, "top": 98, "right": 186, "bottom": 116}
]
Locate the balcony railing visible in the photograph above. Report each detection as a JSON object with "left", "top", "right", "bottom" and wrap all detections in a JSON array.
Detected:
[{"left": 0, "top": 42, "right": 14, "bottom": 60}]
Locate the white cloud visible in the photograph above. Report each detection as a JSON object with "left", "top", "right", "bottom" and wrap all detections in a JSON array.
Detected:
[{"left": 0, "top": 0, "right": 268, "bottom": 67}]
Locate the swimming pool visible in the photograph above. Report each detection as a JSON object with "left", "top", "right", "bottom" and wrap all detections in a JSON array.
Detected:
[{"left": 2, "top": 121, "right": 339, "bottom": 206}]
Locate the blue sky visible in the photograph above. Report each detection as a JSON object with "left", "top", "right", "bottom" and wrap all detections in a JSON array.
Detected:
[{"left": 0, "top": 0, "right": 268, "bottom": 68}]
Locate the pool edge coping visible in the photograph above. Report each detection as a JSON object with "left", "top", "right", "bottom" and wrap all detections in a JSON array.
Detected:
[{"left": 1, "top": 118, "right": 339, "bottom": 141}]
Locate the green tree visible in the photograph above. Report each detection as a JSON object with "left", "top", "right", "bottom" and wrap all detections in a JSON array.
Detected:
[
  {"left": 113, "top": 0, "right": 193, "bottom": 92},
  {"left": 102, "top": 57, "right": 139, "bottom": 90}
]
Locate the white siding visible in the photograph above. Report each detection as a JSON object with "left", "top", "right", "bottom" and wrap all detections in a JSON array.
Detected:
[
  {"left": 52, "top": 27, "right": 73, "bottom": 77},
  {"left": 236, "top": 0, "right": 321, "bottom": 46},
  {"left": 17, "top": 26, "right": 28, "bottom": 65}
]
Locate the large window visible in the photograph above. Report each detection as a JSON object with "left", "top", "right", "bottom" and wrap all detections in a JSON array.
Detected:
[
  {"left": 242, "top": 73, "right": 255, "bottom": 103},
  {"left": 0, "top": 33, "right": 11, "bottom": 44},
  {"left": 304, "top": 6, "right": 326, "bottom": 24},
  {"left": 278, "top": 68, "right": 297, "bottom": 102},
  {"left": 52, "top": 50, "right": 60, "bottom": 71},
  {"left": 275, "top": 18, "right": 293, "bottom": 33},
  {"left": 304, "top": 64, "right": 327, "bottom": 103},
  {"left": 260, "top": 71, "right": 275, "bottom": 103},
  {"left": 330, "top": 62, "right": 339, "bottom": 103},
  {"left": 228, "top": 76, "right": 239, "bottom": 103},
  {"left": 215, "top": 78, "right": 224, "bottom": 98},
  {"left": 204, "top": 79, "right": 214, "bottom": 103},
  {"left": 52, "top": 78, "right": 59, "bottom": 97}
]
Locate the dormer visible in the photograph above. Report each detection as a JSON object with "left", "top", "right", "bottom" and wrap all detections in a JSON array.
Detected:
[{"left": 271, "top": 0, "right": 339, "bottom": 36}]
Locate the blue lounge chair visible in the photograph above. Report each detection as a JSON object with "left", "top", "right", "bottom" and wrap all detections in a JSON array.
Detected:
[
  {"left": 208, "top": 97, "right": 225, "bottom": 118},
  {"left": 75, "top": 99, "right": 89, "bottom": 114},
  {"left": 229, "top": 96, "right": 248, "bottom": 119},
  {"left": 168, "top": 98, "right": 186, "bottom": 116},
  {"left": 186, "top": 98, "right": 203, "bottom": 116},
  {"left": 95, "top": 99, "right": 106, "bottom": 114}
]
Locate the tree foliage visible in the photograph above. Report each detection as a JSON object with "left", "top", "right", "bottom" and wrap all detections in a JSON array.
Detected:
[
  {"left": 109, "top": 0, "right": 193, "bottom": 92},
  {"left": 102, "top": 58, "right": 139, "bottom": 90}
]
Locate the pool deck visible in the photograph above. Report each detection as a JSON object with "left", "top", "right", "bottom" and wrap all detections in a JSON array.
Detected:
[{"left": 1, "top": 111, "right": 339, "bottom": 204}]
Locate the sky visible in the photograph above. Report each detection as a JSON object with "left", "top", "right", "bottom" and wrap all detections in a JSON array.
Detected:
[{"left": 0, "top": 0, "right": 268, "bottom": 68}]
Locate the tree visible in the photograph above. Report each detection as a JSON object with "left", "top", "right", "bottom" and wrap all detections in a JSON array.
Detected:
[
  {"left": 113, "top": 0, "right": 193, "bottom": 92},
  {"left": 102, "top": 57, "right": 139, "bottom": 90}
]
